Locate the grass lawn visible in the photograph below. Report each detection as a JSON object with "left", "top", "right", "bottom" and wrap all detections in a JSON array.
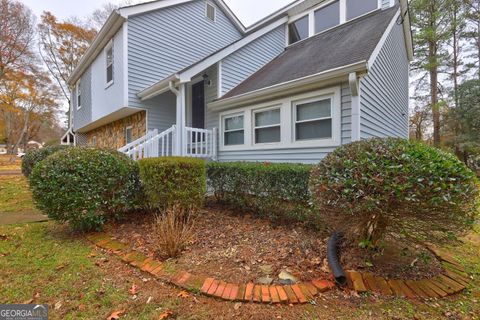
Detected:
[{"left": 0, "top": 175, "right": 479, "bottom": 319}]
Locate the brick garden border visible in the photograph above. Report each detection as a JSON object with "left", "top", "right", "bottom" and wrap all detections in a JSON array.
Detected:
[{"left": 87, "top": 233, "right": 469, "bottom": 304}]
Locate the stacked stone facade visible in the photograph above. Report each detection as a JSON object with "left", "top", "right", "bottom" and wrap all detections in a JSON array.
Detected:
[{"left": 86, "top": 111, "right": 146, "bottom": 149}]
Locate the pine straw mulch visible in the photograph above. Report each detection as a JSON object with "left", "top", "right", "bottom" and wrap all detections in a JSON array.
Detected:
[{"left": 113, "top": 204, "right": 443, "bottom": 285}]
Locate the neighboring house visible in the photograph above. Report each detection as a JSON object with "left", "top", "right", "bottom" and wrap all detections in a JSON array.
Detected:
[{"left": 64, "top": 0, "right": 413, "bottom": 164}]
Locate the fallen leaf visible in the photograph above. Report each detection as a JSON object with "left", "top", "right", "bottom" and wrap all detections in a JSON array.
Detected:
[
  {"left": 234, "top": 302, "right": 242, "bottom": 310},
  {"left": 54, "top": 301, "right": 62, "bottom": 310},
  {"left": 78, "top": 304, "right": 86, "bottom": 311},
  {"left": 34, "top": 292, "right": 41, "bottom": 299},
  {"left": 107, "top": 310, "right": 125, "bottom": 320},
  {"left": 129, "top": 284, "right": 138, "bottom": 295},
  {"left": 146, "top": 296, "right": 153, "bottom": 304},
  {"left": 177, "top": 291, "right": 189, "bottom": 298},
  {"left": 159, "top": 311, "right": 174, "bottom": 319}
]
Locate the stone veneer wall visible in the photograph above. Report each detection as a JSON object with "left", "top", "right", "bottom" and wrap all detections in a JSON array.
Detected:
[{"left": 86, "top": 111, "right": 146, "bottom": 149}]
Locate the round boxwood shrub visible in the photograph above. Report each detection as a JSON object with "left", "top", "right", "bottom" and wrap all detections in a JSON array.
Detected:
[
  {"left": 138, "top": 157, "right": 206, "bottom": 210},
  {"left": 22, "top": 145, "right": 69, "bottom": 177},
  {"left": 310, "top": 138, "right": 479, "bottom": 244},
  {"left": 29, "top": 147, "right": 141, "bottom": 231}
]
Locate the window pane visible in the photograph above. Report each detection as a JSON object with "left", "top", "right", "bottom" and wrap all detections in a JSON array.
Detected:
[
  {"left": 255, "top": 109, "right": 280, "bottom": 127},
  {"left": 315, "top": 1, "right": 340, "bottom": 33},
  {"left": 225, "top": 130, "right": 244, "bottom": 145},
  {"left": 296, "top": 119, "right": 332, "bottom": 140},
  {"left": 106, "top": 48, "right": 113, "bottom": 65},
  {"left": 346, "top": 0, "right": 378, "bottom": 20},
  {"left": 206, "top": 3, "right": 215, "bottom": 21},
  {"left": 297, "top": 99, "right": 331, "bottom": 121},
  {"left": 289, "top": 15, "right": 309, "bottom": 44},
  {"left": 225, "top": 115, "right": 244, "bottom": 131},
  {"left": 107, "top": 65, "right": 113, "bottom": 83},
  {"left": 255, "top": 127, "right": 280, "bottom": 144},
  {"left": 126, "top": 128, "right": 132, "bottom": 144}
]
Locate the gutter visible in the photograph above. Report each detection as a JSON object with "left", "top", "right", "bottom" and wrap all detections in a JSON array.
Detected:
[
  {"left": 209, "top": 61, "right": 368, "bottom": 111},
  {"left": 137, "top": 74, "right": 180, "bottom": 101},
  {"left": 67, "top": 11, "right": 126, "bottom": 86}
]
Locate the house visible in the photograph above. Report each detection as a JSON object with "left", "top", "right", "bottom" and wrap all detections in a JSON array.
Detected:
[{"left": 63, "top": 0, "right": 412, "bottom": 163}]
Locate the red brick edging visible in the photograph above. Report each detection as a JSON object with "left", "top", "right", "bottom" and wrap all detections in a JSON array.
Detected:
[
  {"left": 87, "top": 233, "right": 469, "bottom": 303},
  {"left": 86, "top": 233, "right": 335, "bottom": 305}
]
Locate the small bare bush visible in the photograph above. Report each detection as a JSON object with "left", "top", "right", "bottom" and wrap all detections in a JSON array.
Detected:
[{"left": 152, "top": 205, "right": 195, "bottom": 258}]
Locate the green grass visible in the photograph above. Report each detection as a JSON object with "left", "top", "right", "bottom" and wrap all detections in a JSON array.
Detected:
[{"left": 0, "top": 175, "right": 35, "bottom": 212}]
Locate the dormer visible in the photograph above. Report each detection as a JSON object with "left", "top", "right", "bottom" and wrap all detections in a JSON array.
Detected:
[{"left": 287, "top": 0, "right": 395, "bottom": 45}]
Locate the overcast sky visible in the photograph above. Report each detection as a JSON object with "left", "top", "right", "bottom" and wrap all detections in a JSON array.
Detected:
[{"left": 18, "top": 0, "right": 294, "bottom": 27}]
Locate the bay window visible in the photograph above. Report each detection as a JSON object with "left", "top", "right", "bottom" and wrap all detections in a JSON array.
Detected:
[
  {"left": 223, "top": 114, "right": 244, "bottom": 146},
  {"left": 254, "top": 108, "right": 281, "bottom": 144}
]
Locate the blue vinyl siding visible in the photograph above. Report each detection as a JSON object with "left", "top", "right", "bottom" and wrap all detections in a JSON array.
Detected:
[
  {"left": 220, "top": 25, "right": 286, "bottom": 96},
  {"left": 206, "top": 82, "right": 352, "bottom": 164},
  {"left": 72, "top": 67, "right": 92, "bottom": 131},
  {"left": 128, "top": 0, "right": 242, "bottom": 113},
  {"left": 360, "top": 23, "right": 409, "bottom": 139},
  {"left": 144, "top": 91, "right": 177, "bottom": 133}
]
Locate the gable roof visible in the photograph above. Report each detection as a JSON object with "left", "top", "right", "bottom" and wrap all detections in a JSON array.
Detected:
[{"left": 218, "top": 6, "right": 399, "bottom": 102}]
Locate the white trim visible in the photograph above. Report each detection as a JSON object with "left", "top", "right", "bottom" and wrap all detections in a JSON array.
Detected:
[
  {"left": 339, "top": 0, "right": 346, "bottom": 23},
  {"left": 105, "top": 40, "right": 114, "bottom": 88},
  {"left": 76, "top": 80, "right": 82, "bottom": 110},
  {"left": 218, "top": 86, "right": 341, "bottom": 152},
  {"left": 368, "top": 9, "right": 400, "bottom": 67},
  {"left": 252, "top": 106, "right": 282, "bottom": 145},
  {"left": 222, "top": 112, "right": 245, "bottom": 147},
  {"left": 209, "top": 61, "right": 368, "bottom": 111},
  {"left": 400, "top": 0, "right": 414, "bottom": 61},
  {"left": 292, "top": 95, "right": 335, "bottom": 143},
  {"left": 123, "top": 21, "right": 129, "bottom": 107},
  {"left": 119, "top": 0, "right": 192, "bottom": 17}
]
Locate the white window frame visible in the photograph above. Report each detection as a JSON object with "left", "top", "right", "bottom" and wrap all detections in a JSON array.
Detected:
[
  {"left": 253, "top": 106, "right": 282, "bottom": 145},
  {"left": 205, "top": 1, "right": 216, "bottom": 22},
  {"left": 105, "top": 41, "right": 114, "bottom": 88},
  {"left": 76, "top": 80, "right": 82, "bottom": 110},
  {"left": 125, "top": 126, "right": 133, "bottom": 144},
  {"left": 293, "top": 96, "right": 334, "bottom": 142},
  {"left": 218, "top": 86, "right": 341, "bottom": 151},
  {"left": 221, "top": 112, "right": 245, "bottom": 148},
  {"left": 287, "top": 0, "right": 380, "bottom": 47}
]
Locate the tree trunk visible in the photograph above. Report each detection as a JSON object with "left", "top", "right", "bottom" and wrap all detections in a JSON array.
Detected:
[
  {"left": 453, "top": 9, "right": 459, "bottom": 107},
  {"left": 430, "top": 47, "right": 440, "bottom": 147}
]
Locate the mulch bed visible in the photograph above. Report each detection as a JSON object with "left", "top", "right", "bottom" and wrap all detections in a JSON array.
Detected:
[{"left": 113, "top": 204, "right": 443, "bottom": 285}]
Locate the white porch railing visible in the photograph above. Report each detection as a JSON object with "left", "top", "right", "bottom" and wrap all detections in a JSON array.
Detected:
[{"left": 118, "top": 125, "right": 217, "bottom": 160}]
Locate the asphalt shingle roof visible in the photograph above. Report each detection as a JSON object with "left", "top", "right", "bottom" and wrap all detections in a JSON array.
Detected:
[{"left": 221, "top": 6, "right": 399, "bottom": 100}]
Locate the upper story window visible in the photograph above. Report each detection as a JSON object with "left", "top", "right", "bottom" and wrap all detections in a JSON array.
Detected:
[
  {"left": 254, "top": 108, "right": 281, "bottom": 144},
  {"left": 346, "top": 0, "right": 378, "bottom": 20},
  {"left": 223, "top": 114, "right": 244, "bottom": 146},
  {"left": 206, "top": 2, "right": 216, "bottom": 22},
  {"left": 294, "top": 97, "right": 333, "bottom": 141},
  {"left": 288, "top": 15, "right": 309, "bottom": 44},
  {"left": 106, "top": 42, "right": 114, "bottom": 86},
  {"left": 315, "top": 1, "right": 340, "bottom": 34},
  {"left": 76, "top": 80, "right": 82, "bottom": 110},
  {"left": 288, "top": 0, "right": 380, "bottom": 45}
]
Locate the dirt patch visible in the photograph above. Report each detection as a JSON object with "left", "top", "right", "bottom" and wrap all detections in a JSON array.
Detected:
[{"left": 113, "top": 205, "right": 444, "bottom": 284}]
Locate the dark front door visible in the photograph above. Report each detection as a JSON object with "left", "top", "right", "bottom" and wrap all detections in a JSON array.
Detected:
[{"left": 192, "top": 81, "right": 205, "bottom": 129}]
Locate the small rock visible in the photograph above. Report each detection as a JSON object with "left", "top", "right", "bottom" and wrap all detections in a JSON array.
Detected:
[
  {"left": 278, "top": 270, "right": 298, "bottom": 283},
  {"left": 234, "top": 302, "right": 242, "bottom": 310},
  {"left": 278, "top": 279, "right": 295, "bottom": 285},
  {"left": 257, "top": 277, "right": 274, "bottom": 285},
  {"left": 259, "top": 265, "right": 273, "bottom": 275}
]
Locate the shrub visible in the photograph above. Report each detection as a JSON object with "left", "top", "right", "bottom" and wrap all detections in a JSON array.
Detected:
[
  {"left": 152, "top": 205, "right": 195, "bottom": 258},
  {"left": 206, "top": 162, "right": 313, "bottom": 224},
  {"left": 29, "top": 147, "right": 141, "bottom": 231},
  {"left": 22, "top": 145, "right": 69, "bottom": 177},
  {"left": 467, "top": 154, "right": 480, "bottom": 177},
  {"left": 310, "top": 138, "right": 479, "bottom": 244},
  {"left": 138, "top": 157, "right": 206, "bottom": 210}
]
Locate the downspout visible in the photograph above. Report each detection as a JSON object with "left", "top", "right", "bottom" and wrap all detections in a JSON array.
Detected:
[{"left": 349, "top": 72, "right": 361, "bottom": 141}]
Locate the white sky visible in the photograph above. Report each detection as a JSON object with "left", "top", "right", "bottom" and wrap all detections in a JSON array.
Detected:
[{"left": 18, "top": 0, "right": 294, "bottom": 27}]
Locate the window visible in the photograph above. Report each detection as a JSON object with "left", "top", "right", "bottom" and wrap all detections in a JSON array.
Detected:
[
  {"left": 76, "top": 80, "right": 82, "bottom": 109},
  {"left": 254, "top": 108, "right": 281, "bottom": 144},
  {"left": 294, "top": 98, "right": 333, "bottom": 141},
  {"left": 92, "top": 136, "right": 97, "bottom": 146},
  {"left": 106, "top": 43, "right": 113, "bottom": 85},
  {"left": 315, "top": 1, "right": 340, "bottom": 34},
  {"left": 125, "top": 126, "right": 133, "bottom": 144},
  {"left": 206, "top": 2, "right": 216, "bottom": 21},
  {"left": 288, "top": 15, "right": 309, "bottom": 44},
  {"left": 223, "top": 114, "right": 244, "bottom": 146},
  {"left": 346, "top": 0, "right": 378, "bottom": 20}
]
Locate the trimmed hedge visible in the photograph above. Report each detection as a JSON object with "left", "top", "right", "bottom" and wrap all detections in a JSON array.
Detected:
[
  {"left": 206, "top": 162, "right": 313, "bottom": 224},
  {"left": 21, "top": 145, "right": 69, "bottom": 177},
  {"left": 29, "top": 147, "right": 141, "bottom": 231},
  {"left": 138, "top": 157, "right": 206, "bottom": 210},
  {"left": 310, "top": 138, "right": 479, "bottom": 243}
]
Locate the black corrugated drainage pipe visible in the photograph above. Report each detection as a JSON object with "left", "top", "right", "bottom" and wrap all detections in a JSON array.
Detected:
[{"left": 327, "top": 232, "right": 347, "bottom": 286}]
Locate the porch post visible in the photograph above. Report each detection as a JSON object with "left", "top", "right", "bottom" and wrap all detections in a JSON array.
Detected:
[{"left": 175, "top": 83, "right": 186, "bottom": 156}]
